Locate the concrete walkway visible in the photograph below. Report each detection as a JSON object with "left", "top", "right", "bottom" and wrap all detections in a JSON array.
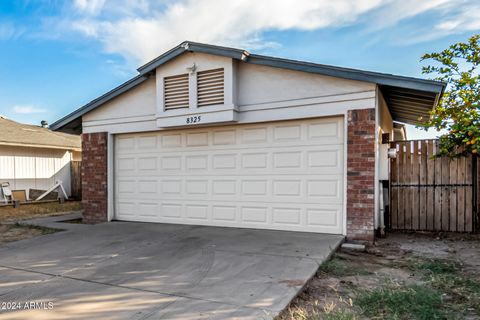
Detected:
[{"left": 0, "top": 215, "right": 343, "bottom": 319}]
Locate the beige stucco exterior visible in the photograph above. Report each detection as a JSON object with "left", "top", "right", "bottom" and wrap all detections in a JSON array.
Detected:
[{"left": 82, "top": 51, "right": 376, "bottom": 134}]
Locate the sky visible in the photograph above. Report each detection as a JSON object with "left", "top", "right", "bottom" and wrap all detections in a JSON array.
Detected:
[{"left": 0, "top": 0, "right": 479, "bottom": 139}]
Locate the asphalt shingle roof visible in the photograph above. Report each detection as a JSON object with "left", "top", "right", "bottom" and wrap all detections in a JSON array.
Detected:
[{"left": 0, "top": 116, "right": 80, "bottom": 150}]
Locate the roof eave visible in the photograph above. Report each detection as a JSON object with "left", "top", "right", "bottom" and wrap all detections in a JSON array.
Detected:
[
  {"left": 0, "top": 141, "right": 81, "bottom": 151},
  {"left": 247, "top": 54, "right": 446, "bottom": 94}
]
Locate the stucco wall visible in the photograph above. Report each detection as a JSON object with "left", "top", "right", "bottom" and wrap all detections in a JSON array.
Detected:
[
  {"left": 237, "top": 62, "right": 374, "bottom": 106},
  {"left": 83, "top": 77, "right": 157, "bottom": 122},
  {"left": 82, "top": 52, "right": 376, "bottom": 134}
]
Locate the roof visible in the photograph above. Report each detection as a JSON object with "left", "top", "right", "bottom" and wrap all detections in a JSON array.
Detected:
[
  {"left": 0, "top": 117, "right": 81, "bottom": 151},
  {"left": 50, "top": 41, "right": 446, "bottom": 131}
]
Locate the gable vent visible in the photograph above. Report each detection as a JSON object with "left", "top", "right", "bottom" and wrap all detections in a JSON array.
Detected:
[
  {"left": 164, "top": 73, "right": 189, "bottom": 110},
  {"left": 197, "top": 68, "right": 224, "bottom": 107}
]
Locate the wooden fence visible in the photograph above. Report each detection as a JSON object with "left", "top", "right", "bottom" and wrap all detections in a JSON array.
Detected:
[
  {"left": 389, "top": 140, "right": 478, "bottom": 232},
  {"left": 70, "top": 161, "right": 82, "bottom": 200}
]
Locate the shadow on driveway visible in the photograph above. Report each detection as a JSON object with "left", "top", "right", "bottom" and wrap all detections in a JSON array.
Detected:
[{"left": 0, "top": 214, "right": 343, "bottom": 319}]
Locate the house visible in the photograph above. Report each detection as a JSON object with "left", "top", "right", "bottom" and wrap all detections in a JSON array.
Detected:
[
  {"left": 0, "top": 116, "right": 81, "bottom": 200},
  {"left": 50, "top": 41, "right": 445, "bottom": 241}
]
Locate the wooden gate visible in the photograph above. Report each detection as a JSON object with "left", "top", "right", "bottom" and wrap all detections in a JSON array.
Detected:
[{"left": 389, "top": 140, "right": 478, "bottom": 232}]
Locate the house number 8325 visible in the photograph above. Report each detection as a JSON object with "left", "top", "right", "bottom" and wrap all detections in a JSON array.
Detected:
[{"left": 186, "top": 116, "right": 201, "bottom": 124}]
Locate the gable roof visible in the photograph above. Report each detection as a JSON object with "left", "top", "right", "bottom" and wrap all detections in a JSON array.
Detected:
[
  {"left": 0, "top": 117, "right": 80, "bottom": 151},
  {"left": 50, "top": 41, "right": 446, "bottom": 131}
]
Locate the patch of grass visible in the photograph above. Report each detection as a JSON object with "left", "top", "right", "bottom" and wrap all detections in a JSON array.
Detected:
[
  {"left": 407, "top": 257, "right": 461, "bottom": 275},
  {"left": 13, "top": 223, "right": 60, "bottom": 235},
  {"left": 0, "top": 201, "right": 82, "bottom": 223},
  {"left": 356, "top": 285, "right": 448, "bottom": 320},
  {"left": 429, "top": 273, "right": 480, "bottom": 313},
  {"left": 322, "top": 310, "right": 357, "bottom": 320},
  {"left": 405, "top": 256, "right": 480, "bottom": 313},
  {"left": 282, "top": 306, "right": 357, "bottom": 320},
  {"left": 0, "top": 223, "right": 61, "bottom": 245},
  {"left": 318, "top": 257, "right": 371, "bottom": 277}
]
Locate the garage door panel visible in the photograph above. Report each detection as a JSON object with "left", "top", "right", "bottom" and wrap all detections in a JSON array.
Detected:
[
  {"left": 116, "top": 124, "right": 343, "bottom": 154},
  {"left": 115, "top": 118, "right": 344, "bottom": 234},
  {"left": 115, "top": 147, "right": 343, "bottom": 176},
  {"left": 118, "top": 176, "right": 343, "bottom": 204},
  {"left": 116, "top": 201, "right": 343, "bottom": 233}
]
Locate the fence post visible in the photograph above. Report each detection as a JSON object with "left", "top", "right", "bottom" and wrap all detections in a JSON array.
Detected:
[{"left": 474, "top": 155, "right": 478, "bottom": 232}]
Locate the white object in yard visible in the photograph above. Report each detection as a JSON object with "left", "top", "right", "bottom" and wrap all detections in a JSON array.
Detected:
[
  {"left": 341, "top": 243, "right": 366, "bottom": 251},
  {"left": 36, "top": 180, "right": 69, "bottom": 201},
  {"left": 1, "top": 182, "right": 13, "bottom": 204},
  {"left": 387, "top": 148, "right": 397, "bottom": 158}
]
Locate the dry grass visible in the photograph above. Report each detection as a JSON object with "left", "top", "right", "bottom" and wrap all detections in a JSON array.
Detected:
[
  {"left": 277, "top": 233, "right": 480, "bottom": 320},
  {"left": 0, "top": 201, "right": 79, "bottom": 245},
  {"left": 0, "top": 201, "right": 82, "bottom": 223},
  {"left": 0, "top": 223, "right": 60, "bottom": 245}
]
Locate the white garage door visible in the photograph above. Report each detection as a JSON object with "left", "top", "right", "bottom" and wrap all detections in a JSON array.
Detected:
[{"left": 114, "top": 117, "right": 344, "bottom": 234}]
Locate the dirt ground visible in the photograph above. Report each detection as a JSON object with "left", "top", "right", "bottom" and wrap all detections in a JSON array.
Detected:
[
  {"left": 0, "top": 201, "right": 82, "bottom": 244},
  {"left": 0, "top": 224, "right": 59, "bottom": 245},
  {"left": 279, "top": 232, "right": 480, "bottom": 320}
]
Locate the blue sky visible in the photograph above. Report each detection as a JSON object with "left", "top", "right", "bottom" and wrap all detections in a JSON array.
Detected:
[{"left": 1, "top": 0, "right": 479, "bottom": 139}]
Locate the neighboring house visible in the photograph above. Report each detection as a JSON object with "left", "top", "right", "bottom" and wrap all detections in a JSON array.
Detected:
[
  {"left": 51, "top": 41, "right": 445, "bottom": 241},
  {"left": 0, "top": 116, "right": 81, "bottom": 200}
]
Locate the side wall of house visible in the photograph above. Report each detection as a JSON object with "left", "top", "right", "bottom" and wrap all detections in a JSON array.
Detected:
[
  {"left": 378, "top": 90, "right": 394, "bottom": 181},
  {"left": 376, "top": 90, "right": 394, "bottom": 231},
  {"left": 0, "top": 145, "right": 73, "bottom": 199}
]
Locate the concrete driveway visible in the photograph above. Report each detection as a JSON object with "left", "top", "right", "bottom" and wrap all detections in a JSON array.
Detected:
[{"left": 0, "top": 214, "right": 343, "bottom": 320}]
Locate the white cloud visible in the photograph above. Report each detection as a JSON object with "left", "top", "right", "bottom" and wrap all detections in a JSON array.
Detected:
[
  {"left": 0, "top": 21, "right": 25, "bottom": 40},
  {"left": 435, "top": 3, "right": 480, "bottom": 33},
  {"left": 12, "top": 105, "right": 47, "bottom": 114},
  {"left": 73, "top": 0, "right": 106, "bottom": 15},
  {"left": 68, "top": 0, "right": 386, "bottom": 65},
  {"left": 364, "top": 0, "right": 452, "bottom": 30},
  {"left": 61, "top": 0, "right": 480, "bottom": 66}
]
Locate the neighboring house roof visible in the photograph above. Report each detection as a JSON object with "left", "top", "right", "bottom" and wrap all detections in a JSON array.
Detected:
[
  {"left": 0, "top": 117, "right": 81, "bottom": 151},
  {"left": 50, "top": 41, "right": 446, "bottom": 132}
]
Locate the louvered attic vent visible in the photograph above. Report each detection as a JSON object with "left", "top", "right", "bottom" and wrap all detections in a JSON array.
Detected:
[
  {"left": 197, "top": 68, "right": 224, "bottom": 107},
  {"left": 164, "top": 73, "right": 189, "bottom": 110}
]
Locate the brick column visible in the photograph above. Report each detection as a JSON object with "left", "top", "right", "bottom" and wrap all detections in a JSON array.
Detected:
[
  {"left": 81, "top": 132, "right": 108, "bottom": 223},
  {"left": 347, "top": 109, "right": 376, "bottom": 242}
]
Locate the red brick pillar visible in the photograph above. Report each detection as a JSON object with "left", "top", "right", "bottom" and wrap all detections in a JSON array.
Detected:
[
  {"left": 347, "top": 109, "right": 376, "bottom": 242},
  {"left": 81, "top": 132, "right": 108, "bottom": 223}
]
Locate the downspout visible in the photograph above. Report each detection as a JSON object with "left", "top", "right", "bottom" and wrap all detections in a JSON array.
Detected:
[{"left": 379, "top": 181, "right": 386, "bottom": 237}]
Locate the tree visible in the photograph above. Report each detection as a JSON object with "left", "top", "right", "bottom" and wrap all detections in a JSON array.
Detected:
[{"left": 420, "top": 34, "right": 479, "bottom": 157}]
